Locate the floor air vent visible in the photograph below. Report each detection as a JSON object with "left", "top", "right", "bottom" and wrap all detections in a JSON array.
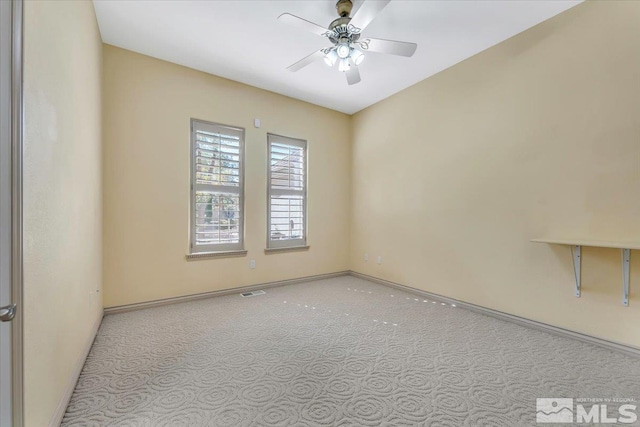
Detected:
[{"left": 241, "top": 290, "right": 266, "bottom": 297}]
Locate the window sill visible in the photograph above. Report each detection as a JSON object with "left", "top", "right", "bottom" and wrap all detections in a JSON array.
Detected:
[
  {"left": 186, "top": 250, "right": 248, "bottom": 260},
  {"left": 264, "top": 245, "right": 310, "bottom": 255}
]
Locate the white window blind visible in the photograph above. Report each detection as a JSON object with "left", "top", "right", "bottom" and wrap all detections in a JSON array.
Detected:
[
  {"left": 267, "top": 134, "right": 307, "bottom": 249},
  {"left": 191, "top": 119, "right": 244, "bottom": 252}
]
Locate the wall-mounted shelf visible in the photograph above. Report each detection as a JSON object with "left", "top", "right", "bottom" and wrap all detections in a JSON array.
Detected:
[{"left": 531, "top": 238, "right": 637, "bottom": 306}]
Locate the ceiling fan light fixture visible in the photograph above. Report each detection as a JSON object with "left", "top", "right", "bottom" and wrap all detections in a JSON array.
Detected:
[
  {"left": 336, "top": 42, "right": 350, "bottom": 59},
  {"left": 324, "top": 49, "right": 338, "bottom": 67},
  {"left": 350, "top": 48, "right": 364, "bottom": 65},
  {"left": 279, "top": 0, "right": 418, "bottom": 85},
  {"left": 338, "top": 57, "right": 350, "bottom": 72}
]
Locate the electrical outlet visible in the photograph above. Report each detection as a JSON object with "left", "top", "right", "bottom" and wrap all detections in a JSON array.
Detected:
[
  {"left": 364, "top": 253, "right": 369, "bottom": 261},
  {"left": 249, "top": 259, "right": 256, "bottom": 269},
  {"left": 376, "top": 256, "right": 382, "bottom": 265}
]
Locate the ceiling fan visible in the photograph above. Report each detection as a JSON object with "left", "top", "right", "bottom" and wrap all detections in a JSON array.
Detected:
[{"left": 278, "top": 0, "right": 417, "bottom": 85}]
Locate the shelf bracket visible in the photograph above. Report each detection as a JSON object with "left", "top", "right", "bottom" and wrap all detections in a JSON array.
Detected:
[
  {"left": 622, "top": 248, "right": 630, "bottom": 306},
  {"left": 571, "top": 245, "right": 581, "bottom": 298}
]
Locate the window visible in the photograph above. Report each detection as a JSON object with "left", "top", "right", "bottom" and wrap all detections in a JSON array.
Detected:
[
  {"left": 267, "top": 134, "right": 307, "bottom": 249},
  {"left": 190, "top": 119, "right": 244, "bottom": 253}
]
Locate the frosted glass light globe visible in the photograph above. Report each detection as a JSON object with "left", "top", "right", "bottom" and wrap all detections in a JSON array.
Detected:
[{"left": 336, "top": 43, "right": 350, "bottom": 59}]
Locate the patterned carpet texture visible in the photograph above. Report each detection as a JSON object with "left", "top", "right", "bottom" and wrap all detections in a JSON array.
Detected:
[{"left": 62, "top": 276, "right": 640, "bottom": 426}]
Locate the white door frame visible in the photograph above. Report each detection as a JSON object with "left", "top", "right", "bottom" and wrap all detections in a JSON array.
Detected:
[{"left": 0, "top": 0, "right": 24, "bottom": 426}]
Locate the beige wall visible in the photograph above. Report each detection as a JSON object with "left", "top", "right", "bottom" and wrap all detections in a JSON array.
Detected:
[
  {"left": 23, "top": 1, "right": 103, "bottom": 426},
  {"left": 350, "top": 1, "right": 640, "bottom": 347},
  {"left": 103, "top": 46, "right": 351, "bottom": 308}
]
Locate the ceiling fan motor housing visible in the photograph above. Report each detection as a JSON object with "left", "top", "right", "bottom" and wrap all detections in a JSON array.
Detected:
[
  {"left": 331, "top": 0, "right": 361, "bottom": 44},
  {"left": 328, "top": 17, "right": 361, "bottom": 45}
]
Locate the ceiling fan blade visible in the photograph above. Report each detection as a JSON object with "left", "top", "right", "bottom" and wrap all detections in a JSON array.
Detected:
[
  {"left": 278, "top": 13, "right": 329, "bottom": 37},
  {"left": 345, "top": 65, "right": 361, "bottom": 85},
  {"left": 349, "top": 0, "right": 391, "bottom": 32},
  {"left": 361, "top": 37, "right": 417, "bottom": 57},
  {"left": 287, "top": 50, "right": 326, "bottom": 72}
]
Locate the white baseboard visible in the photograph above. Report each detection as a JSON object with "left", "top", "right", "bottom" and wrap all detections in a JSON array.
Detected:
[
  {"left": 350, "top": 271, "right": 640, "bottom": 358},
  {"left": 104, "top": 271, "right": 350, "bottom": 315},
  {"left": 49, "top": 309, "right": 104, "bottom": 427}
]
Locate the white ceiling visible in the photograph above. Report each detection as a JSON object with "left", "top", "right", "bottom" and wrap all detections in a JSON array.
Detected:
[{"left": 93, "top": 0, "right": 581, "bottom": 114}]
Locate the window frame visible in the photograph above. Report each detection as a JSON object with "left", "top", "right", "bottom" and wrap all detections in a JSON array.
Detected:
[
  {"left": 190, "top": 118, "right": 245, "bottom": 254},
  {"left": 266, "top": 133, "right": 308, "bottom": 250}
]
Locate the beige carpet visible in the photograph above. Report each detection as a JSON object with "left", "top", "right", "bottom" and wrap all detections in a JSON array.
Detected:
[{"left": 61, "top": 276, "right": 640, "bottom": 426}]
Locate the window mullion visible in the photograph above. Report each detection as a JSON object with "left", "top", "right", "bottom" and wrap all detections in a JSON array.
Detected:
[{"left": 195, "top": 183, "right": 241, "bottom": 196}]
